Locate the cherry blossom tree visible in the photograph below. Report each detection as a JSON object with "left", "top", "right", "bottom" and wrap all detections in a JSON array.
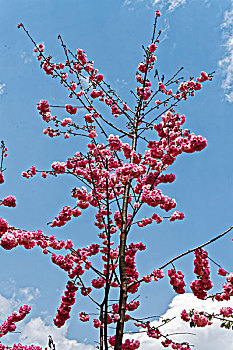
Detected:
[{"left": 1, "top": 10, "right": 233, "bottom": 350}]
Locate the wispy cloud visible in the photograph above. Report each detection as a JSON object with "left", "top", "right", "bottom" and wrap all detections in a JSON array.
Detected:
[
  {"left": 14, "top": 286, "right": 40, "bottom": 303},
  {"left": 128, "top": 293, "right": 233, "bottom": 349},
  {"left": 152, "top": 0, "right": 186, "bottom": 12},
  {"left": 20, "top": 51, "right": 33, "bottom": 64},
  {"left": 0, "top": 83, "right": 6, "bottom": 95},
  {"left": 123, "top": 0, "right": 187, "bottom": 12},
  {"left": 218, "top": 2, "right": 233, "bottom": 102},
  {"left": 115, "top": 78, "right": 128, "bottom": 86}
]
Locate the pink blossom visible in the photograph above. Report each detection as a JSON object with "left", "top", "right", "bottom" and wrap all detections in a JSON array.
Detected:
[
  {"left": 0, "top": 233, "right": 18, "bottom": 250},
  {"left": 218, "top": 268, "right": 228, "bottom": 276},
  {"left": 149, "top": 44, "right": 158, "bottom": 53},
  {"left": 88, "top": 130, "right": 98, "bottom": 138},
  {"left": 92, "top": 277, "right": 105, "bottom": 289},
  {"left": 1, "top": 195, "right": 17, "bottom": 207},
  {"left": 169, "top": 211, "right": 184, "bottom": 222},
  {"left": 52, "top": 161, "right": 66, "bottom": 173},
  {"left": 190, "top": 248, "right": 213, "bottom": 299},
  {"left": 152, "top": 269, "right": 164, "bottom": 281},
  {"left": 108, "top": 134, "right": 123, "bottom": 151},
  {"left": 168, "top": 269, "right": 186, "bottom": 294},
  {"left": 0, "top": 172, "right": 4, "bottom": 184},
  {"left": 93, "top": 319, "right": 104, "bottom": 328},
  {"left": 220, "top": 307, "right": 233, "bottom": 317},
  {"left": 0, "top": 218, "right": 8, "bottom": 234},
  {"left": 138, "top": 63, "right": 146, "bottom": 73},
  {"left": 90, "top": 89, "right": 103, "bottom": 99},
  {"left": 65, "top": 104, "right": 77, "bottom": 115},
  {"left": 79, "top": 312, "right": 90, "bottom": 322},
  {"left": 180, "top": 309, "right": 190, "bottom": 322}
]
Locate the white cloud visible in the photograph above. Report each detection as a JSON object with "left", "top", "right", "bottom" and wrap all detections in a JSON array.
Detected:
[
  {"left": 219, "top": 4, "right": 233, "bottom": 102},
  {"left": 0, "top": 83, "right": 6, "bottom": 95},
  {"left": 19, "top": 317, "right": 94, "bottom": 350},
  {"left": 129, "top": 294, "right": 233, "bottom": 350}
]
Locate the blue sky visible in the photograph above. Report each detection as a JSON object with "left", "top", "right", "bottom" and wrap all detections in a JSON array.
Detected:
[{"left": 0, "top": 0, "right": 233, "bottom": 349}]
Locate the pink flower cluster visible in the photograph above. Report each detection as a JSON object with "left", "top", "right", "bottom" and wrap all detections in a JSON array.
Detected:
[
  {"left": 169, "top": 211, "right": 184, "bottom": 222},
  {"left": 79, "top": 312, "right": 90, "bottom": 322},
  {"left": 50, "top": 206, "right": 82, "bottom": 227},
  {"left": 190, "top": 248, "right": 213, "bottom": 299},
  {"left": 135, "top": 320, "right": 191, "bottom": 349},
  {"left": 220, "top": 306, "right": 233, "bottom": 317},
  {"left": 125, "top": 242, "right": 146, "bottom": 294},
  {"left": 146, "top": 326, "right": 161, "bottom": 339},
  {"left": 51, "top": 253, "right": 74, "bottom": 272},
  {"left": 0, "top": 305, "right": 31, "bottom": 337},
  {"left": 1, "top": 195, "right": 17, "bottom": 207},
  {"left": 141, "top": 187, "right": 176, "bottom": 211},
  {"left": 136, "top": 86, "right": 152, "bottom": 101},
  {"left": 181, "top": 309, "right": 212, "bottom": 327},
  {"left": 37, "top": 99, "right": 53, "bottom": 122},
  {"left": 54, "top": 281, "right": 78, "bottom": 327},
  {"left": 158, "top": 82, "right": 172, "bottom": 96},
  {"left": 197, "top": 71, "right": 212, "bottom": 83},
  {"left": 22, "top": 166, "right": 37, "bottom": 179},
  {"left": 116, "top": 163, "right": 147, "bottom": 184},
  {"left": 92, "top": 303, "right": 129, "bottom": 329},
  {"left": 137, "top": 216, "right": 153, "bottom": 227},
  {"left": 0, "top": 172, "right": 4, "bottom": 184},
  {"left": 153, "top": 268, "right": 165, "bottom": 281},
  {"left": 161, "top": 339, "right": 173, "bottom": 348},
  {"left": 0, "top": 344, "right": 42, "bottom": 350},
  {"left": 215, "top": 273, "right": 233, "bottom": 301},
  {"left": 218, "top": 268, "right": 228, "bottom": 276},
  {"left": 168, "top": 269, "right": 186, "bottom": 294},
  {"left": 107, "top": 134, "right": 123, "bottom": 151},
  {"left": 126, "top": 300, "right": 140, "bottom": 311},
  {"left": 65, "top": 104, "right": 77, "bottom": 115},
  {"left": 108, "top": 336, "right": 140, "bottom": 350},
  {"left": 151, "top": 213, "right": 163, "bottom": 224},
  {"left": 90, "top": 89, "right": 104, "bottom": 99},
  {"left": 52, "top": 161, "right": 66, "bottom": 173},
  {"left": 61, "top": 117, "right": 72, "bottom": 127},
  {"left": 142, "top": 268, "right": 164, "bottom": 284},
  {"left": 0, "top": 218, "right": 8, "bottom": 235},
  {"left": 0, "top": 225, "right": 73, "bottom": 252},
  {"left": 91, "top": 277, "right": 105, "bottom": 289}
]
